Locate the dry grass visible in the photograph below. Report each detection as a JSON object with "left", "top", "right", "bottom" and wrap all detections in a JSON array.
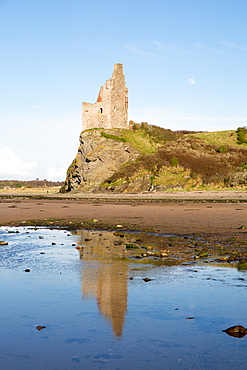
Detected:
[
  {"left": 0, "top": 187, "right": 61, "bottom": 194},
  {"left": 152, "top": 166, "right": 198, "bottom": 188},
  {"left": 190, "top": 130, "right": 245, "bottom": 148},
  {"left": 104, "top": 134, "right": 247, "bottom": 187}
]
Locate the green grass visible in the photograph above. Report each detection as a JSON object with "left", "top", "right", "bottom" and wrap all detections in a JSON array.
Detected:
[
  {"left": 189, "top": 130, "right": 243, "bottom": 148},
  {"left": 100, "top": 131, "right": 127, "bottom": 142},
  {"left": 101, "top": 123, "right": 183, "bottom": 155},
  {"left": 120, "top": 129, "right": 159, "bottom": 154},
  {"left": 100, "top": 128, "right": 159, "bottom": 154}
]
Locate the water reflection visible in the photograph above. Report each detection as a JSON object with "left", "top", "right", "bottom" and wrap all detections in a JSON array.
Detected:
[
  {"left": 2, "top": 227, "right": 247, "bottom": 369},
  {"left": 76, "top": 230, "right": 128, "bottom": 260},
  {"left": 75, "top": 230, "right": 129, "bottom": 339}
]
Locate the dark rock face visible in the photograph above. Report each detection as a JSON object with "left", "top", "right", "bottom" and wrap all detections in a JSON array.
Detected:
[{"left": 60, "top": 130, "right": 139, "bottom": 193}]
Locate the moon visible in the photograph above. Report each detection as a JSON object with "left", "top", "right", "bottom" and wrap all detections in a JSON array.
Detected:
[{"left": 189, "top": 78, "right": 196, "bottom": 85}]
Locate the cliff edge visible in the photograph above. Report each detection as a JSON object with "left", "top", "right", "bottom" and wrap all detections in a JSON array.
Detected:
[{"left": 60, "top": 129, "right": 139, "bottom": 193}]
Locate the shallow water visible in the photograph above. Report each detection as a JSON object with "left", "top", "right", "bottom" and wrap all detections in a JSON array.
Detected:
[{"left": 0, "top": 227, "right": 247, "bottom": 369}]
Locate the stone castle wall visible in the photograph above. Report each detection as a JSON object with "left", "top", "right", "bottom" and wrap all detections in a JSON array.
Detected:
[{"left": 82, "top": 63, "right": 129, "bottom": 130}]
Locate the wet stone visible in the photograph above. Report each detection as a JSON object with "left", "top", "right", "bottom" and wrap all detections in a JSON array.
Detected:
[
  {"left": 0, "top": 241, "right": 8, "bottom": 246},
  {"left": 223, "top": 325, "right": 247, "bottom": 338}
]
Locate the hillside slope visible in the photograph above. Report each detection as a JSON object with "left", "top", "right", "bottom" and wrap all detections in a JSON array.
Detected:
[{"left": 60, "top": 123, "right": 247, "bottom": 193}]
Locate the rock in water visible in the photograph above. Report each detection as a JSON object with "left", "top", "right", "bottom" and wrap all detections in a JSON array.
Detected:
[
  {"left": 0, "top": 241, "right": 8, "bottom": 246},
  {"left": 222, "top": 325, "right": 247, "bottom": 338}
]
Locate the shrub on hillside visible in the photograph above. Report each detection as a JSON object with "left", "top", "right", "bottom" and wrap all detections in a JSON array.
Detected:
[
  {"left": 170, "top": 157, "right": 179, "bottom": 167},
  {"left": 236, "top": 127, "right": 247, "bottom": 145},
  {"left": 217, "top": 145, "right": 227, "bottom": 153}
]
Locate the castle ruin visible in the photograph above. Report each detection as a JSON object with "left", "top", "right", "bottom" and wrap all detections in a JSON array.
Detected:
[{"left": 82, "top": 63, "right": 129, "bottom": 130}]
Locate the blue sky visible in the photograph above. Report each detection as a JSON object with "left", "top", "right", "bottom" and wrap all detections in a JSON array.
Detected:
[{"left": 1, "top": 0, "right": 247, "bottom": 180}]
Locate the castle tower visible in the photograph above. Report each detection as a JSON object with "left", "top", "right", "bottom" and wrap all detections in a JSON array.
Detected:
[{"left": 82, "top": 63, "right": 129, "bottom": 130}]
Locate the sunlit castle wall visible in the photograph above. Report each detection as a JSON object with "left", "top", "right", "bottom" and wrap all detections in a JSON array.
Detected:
[{"left": 82, "top": 63, "right": 129, "bottom": 130}]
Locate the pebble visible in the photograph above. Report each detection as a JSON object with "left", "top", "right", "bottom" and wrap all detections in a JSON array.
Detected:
[
  {"left": 143, "top": 278, "right": 152, "bottom": 282},
  {"left": 0, "top": 241, "right": 8, "bottom": 246},
  {"left": 160, "top": 252, "right": 168, "bottom": 257}
]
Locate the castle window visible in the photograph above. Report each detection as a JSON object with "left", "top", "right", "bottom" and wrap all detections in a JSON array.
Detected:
[
  {"left": 125, "top": 97, "right": 128, "bottom": 108},
  {"left": 99, "top": 108, "right": 103, "bottom": 113}
]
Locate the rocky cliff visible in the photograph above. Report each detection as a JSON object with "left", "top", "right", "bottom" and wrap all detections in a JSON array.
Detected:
[
  {"left": 60, "top": 124, "right": 247, "bottom": 193},
  {"left": 60, "top": 129, "right": 139, "bottom": 193}
]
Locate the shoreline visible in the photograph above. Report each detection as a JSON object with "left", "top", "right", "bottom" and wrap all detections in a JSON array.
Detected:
[
  {"left": 1, "top": 192, "right": 247, "bottom": 265},
  {"left": 1, "top": 189, "right": 247, "bottom": 202},
  {"left": 0, "top": 191, "right": 247, "bottom": 234}
]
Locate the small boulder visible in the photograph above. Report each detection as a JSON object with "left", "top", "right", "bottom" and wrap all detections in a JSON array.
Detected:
[
  {"left": 0, "top": 241, "right": 8, "bottom": 246},
  {"left": 223, "top": 325, "right": 247, "bottom": 338},
  {"left": 143, "top": 278, "right": 152, "bottom": 282}
]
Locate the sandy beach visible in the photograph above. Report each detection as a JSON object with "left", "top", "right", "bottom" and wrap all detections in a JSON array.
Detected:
[{"left": 0, "top": 191, "right": 247, "bottom": 237}]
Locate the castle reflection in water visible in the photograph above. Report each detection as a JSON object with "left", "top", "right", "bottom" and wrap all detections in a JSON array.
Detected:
[{"left": 74, "top": 230, "right": 130, "bottom": 339}]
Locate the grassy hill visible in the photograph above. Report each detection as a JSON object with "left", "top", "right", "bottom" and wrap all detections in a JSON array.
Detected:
[
  {"left": 191, "top": 130, "right": 240, "bottom": 148},
  {"left": 97, "top": 123, "right": 247, "bottom": 192}
]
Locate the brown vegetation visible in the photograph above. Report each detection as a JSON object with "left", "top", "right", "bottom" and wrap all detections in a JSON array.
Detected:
[{"left": 104, "top": 133, "right": 247, "bottom": 187}]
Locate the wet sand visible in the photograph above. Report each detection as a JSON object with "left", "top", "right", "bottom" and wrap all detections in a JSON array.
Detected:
[{"left": 0, "top": 192, "right": 247, "bottom": 237}]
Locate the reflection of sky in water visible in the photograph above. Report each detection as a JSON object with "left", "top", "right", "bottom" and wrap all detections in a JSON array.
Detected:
[{"left": 0, "top": 227, "right": 247, "bottom": 369}]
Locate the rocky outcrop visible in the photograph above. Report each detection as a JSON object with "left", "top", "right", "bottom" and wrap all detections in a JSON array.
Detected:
[
  {"left": 60, "top": 129, "right": 139, "bottom": 193},
  {"left": 224, "top": 169, "right": 247, "bottom": 187}
]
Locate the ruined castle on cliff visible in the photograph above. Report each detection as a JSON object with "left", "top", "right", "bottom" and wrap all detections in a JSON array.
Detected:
[{"left": 82, "top": 63, "right": 129, "bottom": 130}]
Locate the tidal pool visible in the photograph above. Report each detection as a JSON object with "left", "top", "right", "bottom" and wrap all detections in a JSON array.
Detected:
[{"left": 0, "top": 226, "right": 247, "bottom": 369}]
